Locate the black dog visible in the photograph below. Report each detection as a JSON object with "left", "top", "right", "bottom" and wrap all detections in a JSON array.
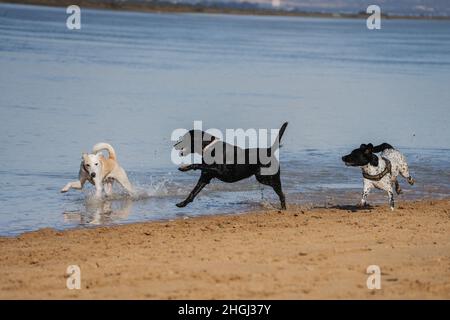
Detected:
[{"left": 173, "top": 122, "right": 288, "bottom": 209}]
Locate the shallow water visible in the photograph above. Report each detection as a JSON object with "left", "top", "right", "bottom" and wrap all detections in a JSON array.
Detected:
[{"left": 0, "top": 4, "right": 449, "bottom": 236}]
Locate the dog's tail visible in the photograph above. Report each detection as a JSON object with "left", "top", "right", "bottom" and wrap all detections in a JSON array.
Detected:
[
  {"left": 270, "top": 122, "right": 288, "bottom": 150},
  {"left": 373, "top": 143, "right": 394, "bottom": 153},
  {"left": 93, "top": 142, "right": 116, "bottom": 160}
]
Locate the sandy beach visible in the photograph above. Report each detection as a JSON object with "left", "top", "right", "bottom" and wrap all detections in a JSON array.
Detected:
[
  {"left": 1, "top": 0, "right": 450, "bottom": 302},
  {"left": 0, "top": 199, "right": 449, "bottom": 299}
]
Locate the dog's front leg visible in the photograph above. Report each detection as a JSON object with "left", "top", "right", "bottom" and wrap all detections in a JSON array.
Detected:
[
  {"left": 179, "top": 164, "right": 195, "bottom": 172},
  {"left": 61, "top": 179, "right": 86, "bottom": 193},
  {"left": 93, "top": 178, "right": 103, "bottom": 199},
  {"left": 179, "top": 164, "right": 224, "bottom": 175},
  {"left": 359, "top": 180, "right": 372, "bottom": 207},
  {"left": 61, "top": 168, "right": 88, "bottom": 193},
  {"left": 387, "top": 188, "right": 395, "bottom": 211},
  {"left": 176, "top": 174, "right": 211, "bottom": 208},
  {"left": 178, "top": 164, "right": 203, "bottom": 172},
  {"left": 61, "top": 181, "right": 78, "bottom": 193}
]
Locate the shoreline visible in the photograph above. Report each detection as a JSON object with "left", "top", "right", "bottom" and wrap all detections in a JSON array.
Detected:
[
  {"left": 1, "top": 198, "right": 449, "bottom": 299},
  {"left": 2, "top": 0, "right": 450, "bottom": 20}
]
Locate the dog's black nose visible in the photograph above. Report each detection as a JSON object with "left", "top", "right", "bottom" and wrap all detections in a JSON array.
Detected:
[
  {"left": 90, "top": 172, "right": 96, "bottom": 178},
  {"left": 341, "top": 156, "right": 345, "bottom": 161}
]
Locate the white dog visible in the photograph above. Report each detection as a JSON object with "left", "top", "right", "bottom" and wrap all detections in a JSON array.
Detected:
[{"left": 61, "top": 143, "right": 133, "bottom": 198}]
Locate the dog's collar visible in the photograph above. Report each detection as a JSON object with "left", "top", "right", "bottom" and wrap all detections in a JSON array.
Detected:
[{"left": 362, "top": 157, "right": 391, "bottom": 181}]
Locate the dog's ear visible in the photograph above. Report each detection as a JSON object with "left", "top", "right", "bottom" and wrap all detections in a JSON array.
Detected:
[
  {"left": 363, "top": 143, "right": 374, "bottom": 155},
  {"left": 81, "top": 152, "right": 88, "bottom": 160},
  {"left": 370, "top": 154, "right": 379, "bottom": 166}
]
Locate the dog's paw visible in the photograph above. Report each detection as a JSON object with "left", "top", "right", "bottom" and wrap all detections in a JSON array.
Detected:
[
  {"left": 60, "top": 188, "right": 68, "bottom": 193},
  {"left": 408, "top": 177, "right": 415, "bottom": 185},
  {"left": 356, "top": 202, "right": 368, "bottom": 209},
  {"left": 178, "top": 165, "right": 191, "bottom": 172},
  {"left": 176, "top": 201, "right": 187, "bottom": 208}
]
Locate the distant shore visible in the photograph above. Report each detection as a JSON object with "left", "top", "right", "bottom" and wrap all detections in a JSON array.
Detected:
[{"left": 2, "top": 0, "right": 450, "bottom": 20}]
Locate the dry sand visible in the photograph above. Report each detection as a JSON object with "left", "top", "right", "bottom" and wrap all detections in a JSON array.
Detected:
[{"left": 0, "top": 199, "right": 449, "bottom": 299}]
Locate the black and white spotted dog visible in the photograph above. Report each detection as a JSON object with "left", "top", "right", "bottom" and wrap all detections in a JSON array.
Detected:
[{"left": 342, "top": 143, "right": 415, "bottom": 210}]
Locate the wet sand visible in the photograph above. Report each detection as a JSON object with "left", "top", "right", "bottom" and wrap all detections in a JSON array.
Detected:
[{"left": 0, "top": 199, "right": 449, "bottom": 299}]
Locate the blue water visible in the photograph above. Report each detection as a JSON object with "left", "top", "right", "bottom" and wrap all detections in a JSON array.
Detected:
[{"left": 0, "top": 3, "right": 449, "bottom": 236}]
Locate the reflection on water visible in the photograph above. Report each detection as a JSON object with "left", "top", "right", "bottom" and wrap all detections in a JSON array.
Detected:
[
  {"left": 0, "top": 4, "right": 449, "bottom": 235},
  {"left": 64, "top": 199, "right": 133, "bottom": 225}
]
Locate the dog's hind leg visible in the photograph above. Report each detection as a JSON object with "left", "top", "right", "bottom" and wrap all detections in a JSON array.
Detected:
[
  {"left": 399, "top": 161, "right": 415, "bottom": 186},
  {"left": 394, "top": 178, "right": 403, "bottom": 195},
  {"left": 112, "top": 167, "right": 134, "bottom": 195},
  {"left": 256, "top": 173, "right": 286, "bottom": 210},
  {"left": 104, "top": 180, "right": 114, "bottom": 197},
  {"left": 273, "top": 182, "right": 286, "bottom": 210},
  {"left": 176, "top": 174, "right": 212, "bottom": 208}
]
